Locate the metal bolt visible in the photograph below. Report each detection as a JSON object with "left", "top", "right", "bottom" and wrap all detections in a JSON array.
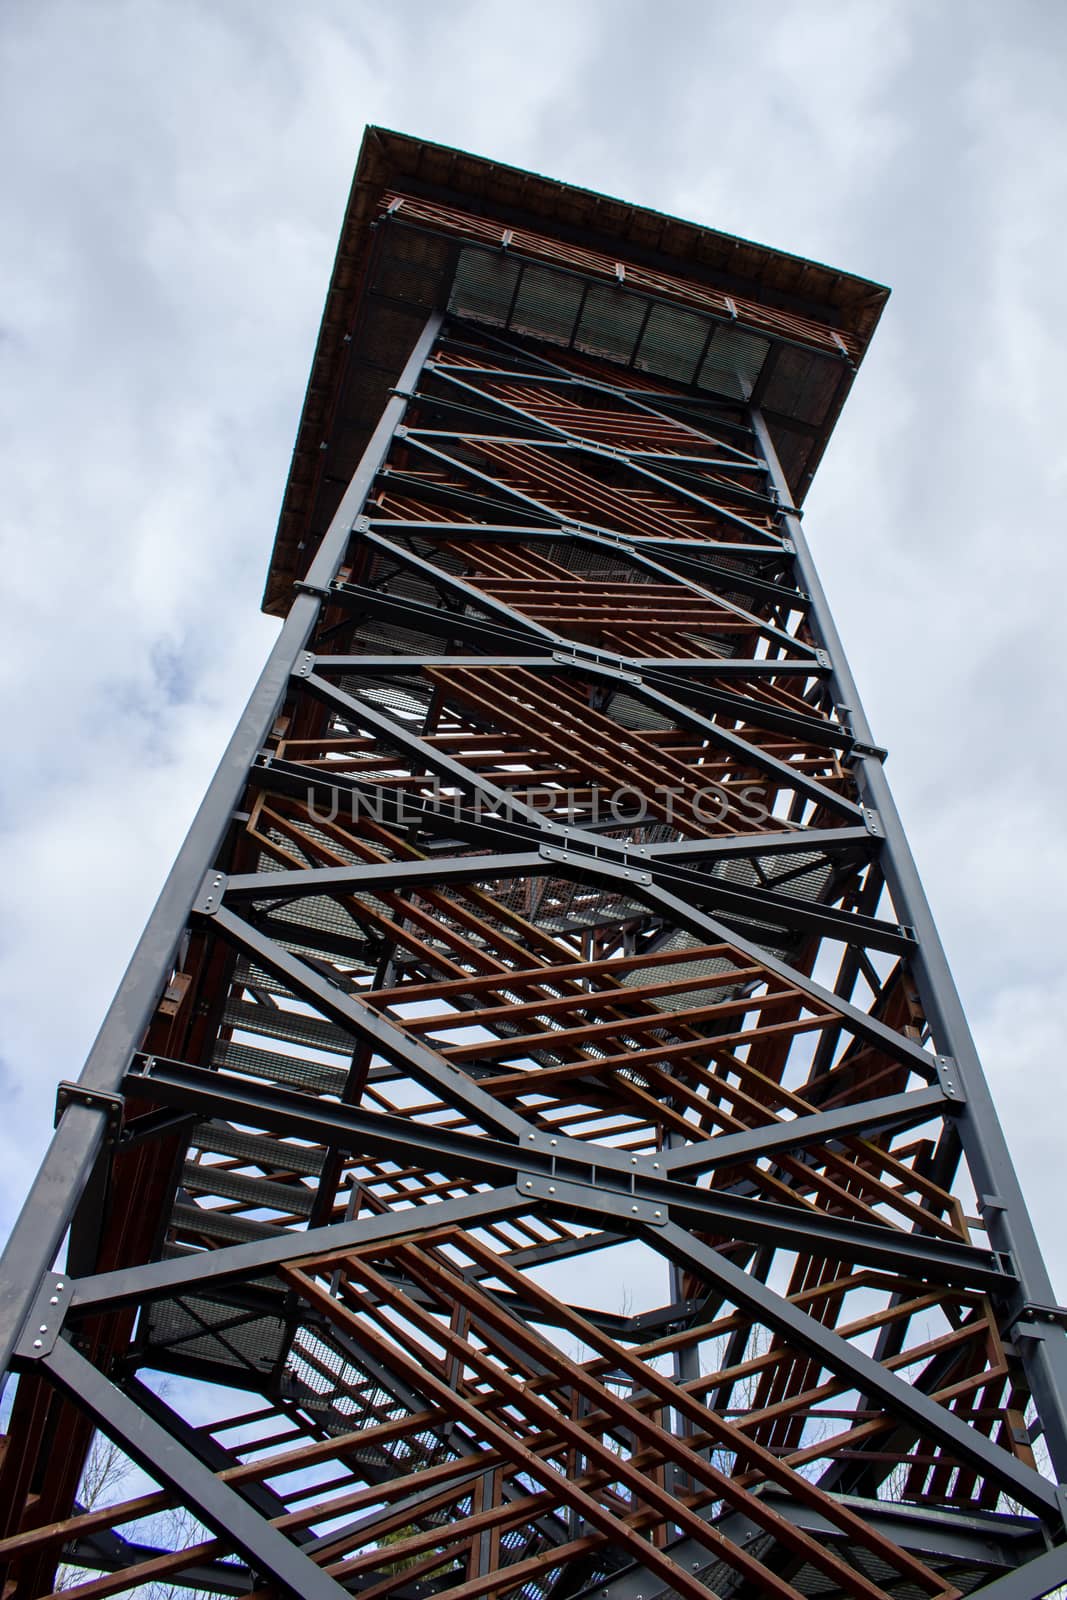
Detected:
[
  {"left": 631, "top": 1156, "right": 638, "bottom": 1165},
  {"left": 525, "top": 1181, "right": 533, "bottom": 1189},
  {"left": 32, "top": 1340, "right": 42, "bottom": 1350},
  {"left": 55, "top": 1282, "right": 64, "bottom": 1291},
  {"left": 632, "top": 1205, "right": 639, "bottom": 1213},
  {"left": 49, "top": 1296, "right": 58, "bottom": 1306},
  {"left": 550, "top": 1139, "right": 557, "bottom": 1147},
  {"left": 549, "top": 1185, "right": 556, "bottom": 1194},
  {"left": 654, "top": 1210, "right": 662, "bottom": 1218},
  {"left": 38, "top": 1325, "right": 47, "bottom": 1334},
  {"left": 652, "top": 1162, "right": 660, "bottom": 1169}
]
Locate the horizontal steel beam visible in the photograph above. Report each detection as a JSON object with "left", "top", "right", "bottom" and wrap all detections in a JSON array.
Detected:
[
  {"left": 255, "top": 757, "right": 866, "bottom": 873},
  {"left": 99, "top": 1058, "right": 1005, "bottom": 1295},
  {"left": 308, "top": 648, "right": 831, "bottom": 679},
  {"left": 220, "top": 837, "right": 896, "bottom": 952}
]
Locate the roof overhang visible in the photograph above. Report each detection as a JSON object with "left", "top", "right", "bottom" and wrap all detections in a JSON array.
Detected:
[{"left": 264, "top": 126, "right": 888, "bottom": 615}]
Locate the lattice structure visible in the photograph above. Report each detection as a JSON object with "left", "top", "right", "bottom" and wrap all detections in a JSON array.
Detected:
[{"left": 2, "top": 130, "right": 1065, "bottom": 1600}]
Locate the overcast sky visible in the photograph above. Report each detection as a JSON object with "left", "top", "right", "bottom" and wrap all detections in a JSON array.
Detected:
[{"left": 2, "top": 0, "right": 1065, "bottom": 1292}]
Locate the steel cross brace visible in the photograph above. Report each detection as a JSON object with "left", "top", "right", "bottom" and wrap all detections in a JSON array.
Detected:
[
  {"left": 358, "top": 515, "right": 831, "bottom": 701},
  {"left": 302, "top": 612, "right": 858, "bottom": 825},
  {"left": 14, "top": 1337, "right": 348, "bottom": 1600},
  {"left": 114, "top": 1054, "right": 990, "bottom": 1288},
  {"left": 213, "top": 838, "right": 902, "bottom": 954},
  {"left": 305, "top": 628, "right": 844, "bottom": 747},
  {"left": 195, "top": 843, "right": 936, "bottom": 1108},
  {"left": 192, "top": 822, "right": 932, "bottom": 1083},
  {"left": 28, "top": 1169, "right": 1049, "bottom": 1532},
  {"left": 650, "top": 1221, "right": 1059, "bottom": 1520},
  {"left": 403, "top": 429, "right": 784, "bottom": 553},
  {"left": 381, "top": 416, "right": 805, "bottom": 649},
  {"left": 254, "top": 755, "right": 870, "bottom": 880},
  {"left": 426, "top": 321, "right": 775, "bottom": 471},
  {"left": 569, "top": 1498, "right": 1053, "bottom": 1600},
  {"left": 752, "top": 406, "right": 1067, "bottom": 1482}
]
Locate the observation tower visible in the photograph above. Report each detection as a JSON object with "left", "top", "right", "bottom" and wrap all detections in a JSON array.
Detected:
[{"left": 1, "top": 128, "right": 1064, "bottom": 1600}]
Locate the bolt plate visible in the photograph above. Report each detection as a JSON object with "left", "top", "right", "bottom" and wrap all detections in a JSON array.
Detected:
[
  {"left": 521, "top": 1173, "right": 667, "bottom": 1226},
  {"left": 14, "top": 1275, "right": 74, "bottom": 1363}
]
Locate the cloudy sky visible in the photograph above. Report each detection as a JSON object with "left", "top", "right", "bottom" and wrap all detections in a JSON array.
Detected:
[{"left": 2, "top": 0, "right": 1065, "bottom": 1291}]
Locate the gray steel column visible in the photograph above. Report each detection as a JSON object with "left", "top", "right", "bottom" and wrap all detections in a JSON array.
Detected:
[
  {"left": 751, "top": 405, "right": 1067, "bottom": 1489},
  {"left": 0, "top": 312, "right": 444, "bottom": 1379}
]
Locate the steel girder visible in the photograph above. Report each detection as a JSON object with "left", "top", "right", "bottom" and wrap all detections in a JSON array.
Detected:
[{"left": 1, "top": 315, "right": 1065, "bottom": 1600}]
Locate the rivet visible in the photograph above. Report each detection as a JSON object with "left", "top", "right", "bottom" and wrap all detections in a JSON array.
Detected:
[
  {"left": 525, "top": 1181, "right": 533, "bottom": 1189},
  {"left": 652, "top": 1162, "right": 660, "bottom": 1169},
  {"left": 38, "top": 1325, "right": 47, "bottom": 1334},
  {"left": 654, "top": 1210, "right": 662, "bottom": 1218},
  {"left": 32, "top": 1340, "right": 42, "bottom": 1350},
  {"left": 632, "top": 1204, "right": 639, "bottom": 1213},
  {"left": 55, "top": 1282, "right": 64, "bottom": 1291},
  {"left": 631, "top": 1156, "right": 638, "bottom": 1165},
  {"left": 550, "top": 1139, "right": 557, "bottom": 1147},
  {"left": 49, "top": 1296, "right": 59, "bottom": 1306},
  {"left": 549, "top": 1185, "right": 556, "bottom": 1193}
]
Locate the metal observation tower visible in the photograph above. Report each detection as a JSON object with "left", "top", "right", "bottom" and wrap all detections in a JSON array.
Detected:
[{"left": 1, "top": 128, "right": 1065, "bottom": 1600}]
